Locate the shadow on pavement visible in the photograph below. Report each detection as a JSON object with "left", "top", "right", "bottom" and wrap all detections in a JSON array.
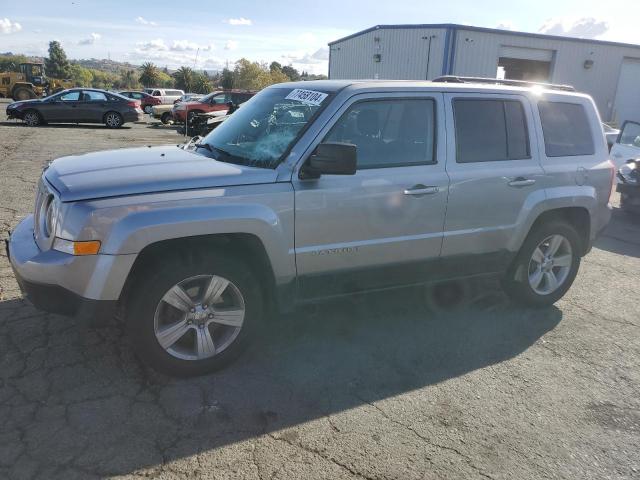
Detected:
[
  {"left": 594, "top": 207, "right": 640, "bottom": 258},
  {"left": 0, "top": 280, "right": 561, "bottom": 477}
]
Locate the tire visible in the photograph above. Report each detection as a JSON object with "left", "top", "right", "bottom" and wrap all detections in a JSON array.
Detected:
[
  {"left": 13, "top": 87, "right": 36, "bottom": 101},
  {"left": 160, "top": 112, "right": 172, "bottom": 124},
  {"left": 503, "top": 221, "right": 582, "bottom": 307},
  {"left": 126, "top": 251, "right": 264, "bottom": 377},
  {"left": 143, "top": 105, "right": 153, "bottom": 114},
  {"left": 22, "top": 110, "right": 41, "bottom": 127},
  {"left": 104, "top": 111, "right": 123, "bottom": 128}
]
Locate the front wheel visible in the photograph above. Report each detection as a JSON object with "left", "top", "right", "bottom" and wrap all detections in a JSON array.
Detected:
[
  {"left": 126, "top": 252, "right": 263, "bottom": 377},
  {"left": 503, "top": 221, "right": 581, "bottom": 307},
  {"left": 160, "top": 112, "right": 172, "bottom": 124},
  {"left": 23, "top": 110, "right": 41, "bottom": 127},
  {"left": 104, "top": 111, "right": 123, "bottom": 128}
]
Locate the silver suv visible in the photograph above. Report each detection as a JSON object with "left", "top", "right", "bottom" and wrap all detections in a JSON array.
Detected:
[{"left": 7, "top": 79, "right": 614, "bottom": 376}]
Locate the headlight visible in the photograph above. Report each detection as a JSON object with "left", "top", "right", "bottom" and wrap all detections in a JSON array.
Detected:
[
  {"left": 43, "top": 195, "right": 58, "bottom": 237},
  {"left": 7, "top": 103, "right": 16, "bottom": 109}
]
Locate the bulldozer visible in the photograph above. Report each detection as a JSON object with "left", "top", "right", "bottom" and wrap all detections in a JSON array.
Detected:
[{"left": 0, "top": 62, "right": 74, "bottom": 101}]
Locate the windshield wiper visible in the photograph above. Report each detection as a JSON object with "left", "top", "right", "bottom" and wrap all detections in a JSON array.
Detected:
[
  {"left": 195, "top": 142, "right": 250, "bottom": 166},
  {"left": 194, "top": 142, "right": 213, "bottom": 152}
]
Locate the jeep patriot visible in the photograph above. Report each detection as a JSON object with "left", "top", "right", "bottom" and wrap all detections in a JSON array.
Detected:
[{"left": 7, "top": 79, "right": 614, "bottom": 376}]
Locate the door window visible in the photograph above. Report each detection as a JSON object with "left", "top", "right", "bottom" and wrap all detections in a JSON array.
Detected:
[
  {"left": 324, "top": 98, "right": 436, "bottom": 169},
  {"left": 453, "top": 99, "right": 530, "bottom": 162},
  {"left": 538, "top": 101, "right": 594, "bottom": 157},
  {"left": 59, "top": 91, "right": 81, "bottom": 101},
  {"left": 152, "top": 90, "right": 161, "bottom": 96},
  {"left": 84, "top": 91, "right": 108, "bottom": 101},
  {"left": 211, "top": 93, "right": 232, "bottom": 104},
  {"left": 619, "top": 121, "right": 640, "bottom": 148}
]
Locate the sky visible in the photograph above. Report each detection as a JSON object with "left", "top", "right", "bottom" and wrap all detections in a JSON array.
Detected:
[{"left": 2, "top": 0, "right": 640, "bottom": 74}]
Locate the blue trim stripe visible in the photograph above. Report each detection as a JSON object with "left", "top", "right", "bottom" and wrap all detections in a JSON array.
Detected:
[{"left": 327, "top": 23, "right": 640, "bottom": 51}]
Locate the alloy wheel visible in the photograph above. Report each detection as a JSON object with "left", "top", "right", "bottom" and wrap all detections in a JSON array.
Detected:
[
  {"left": 527, "top": 234, "right": 573, "bottom": 295},
  {"left": 23, "top": 112, "right": 39, "bottom": 127},
  {"left": 153, "top": 274, "right": 246, "bottom": 361},
  {"left": 105, "top": 113, "right": 122, "bottom": 128}
]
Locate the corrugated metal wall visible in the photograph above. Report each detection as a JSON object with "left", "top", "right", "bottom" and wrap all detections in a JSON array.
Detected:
[
  {"left": 328, "top": 26, "right": 640, "bottom": 122},
  {"left": 329, "top": 27, "right": 446, "bottom": 81},
  {"left": 451, "top": 29, "right": 640, "bottom": 121}
]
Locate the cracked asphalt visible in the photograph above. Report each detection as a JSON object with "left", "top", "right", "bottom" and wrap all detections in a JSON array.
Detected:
[{"left": 1, "top": 99, "right": 639, "bottom": 479}]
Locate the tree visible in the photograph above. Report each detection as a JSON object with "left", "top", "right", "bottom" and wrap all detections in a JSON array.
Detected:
[
  {"left": 156, "top": 71, "right": 175, "bottom": 88},
  {"left": 115, "top": 69, "right": 140, "bottom": 89},
  {"left": 139, "top": 62, "right": 159, "bottom": 87},
  {"left": 192, "top": 72, "right": 212, "bottom": 94},
  {"left": 282, "top": 65, "right": 300, "bottom": 81},
  {"left": 221, "top": 67, "right": 234, "bottom": 90},
  {"left": 173, "top": 66, "right": 195, "bottom": 91},
  {"left": 69, "top": 64, "right": 93, "bottom": 87},
  {"left": 269, "top": 61, "right": 282, "bottom": 73},
  {"left": 0, "top": 54, "right": 29, "bottom": 72},
  {"left": 45, "top": 41, "right": 71, "bottom": 79}
]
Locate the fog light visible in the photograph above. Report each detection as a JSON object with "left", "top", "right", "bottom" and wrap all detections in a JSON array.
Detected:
[{"left": 53, "top": 238, "right": 101, "bottom": 255}]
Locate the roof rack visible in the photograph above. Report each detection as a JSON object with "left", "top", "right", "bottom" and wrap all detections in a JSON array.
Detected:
[{"left": 432, "top": 76, "right": 576, "bottom": 92}]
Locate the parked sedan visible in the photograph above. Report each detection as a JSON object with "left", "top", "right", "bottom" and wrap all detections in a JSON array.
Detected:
[
  {"left": 172, "top": 90, "right": 255, "bottom": 123},
  {"left": 6, "top": 88, "right": 144, "bottom": 128},
  {"left": 119, "top": 90, "right": 162, "bottom": 114}
]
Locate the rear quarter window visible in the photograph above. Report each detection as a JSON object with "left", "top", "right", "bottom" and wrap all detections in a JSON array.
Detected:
[{"left": 538, "top": 101, "right": 595, "bottom": 157}]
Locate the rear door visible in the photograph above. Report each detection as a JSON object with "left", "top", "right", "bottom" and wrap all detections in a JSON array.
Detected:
[
  {"left": 611, "top": 121, "right": 640, "bottom": 169},
  {"left": 441, "top": 93, "right": 544, "bottom": 273},
  {"left": 81, "top": 90, "right": 110, "bottom": 122}
]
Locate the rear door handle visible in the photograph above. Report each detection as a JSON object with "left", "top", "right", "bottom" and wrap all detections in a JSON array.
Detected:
[
  {"left": 404, "top": 185, "right": 439, "bottom": 196},
  {"left": 508, "top": 177, "right": 536, "bottom": 187}
]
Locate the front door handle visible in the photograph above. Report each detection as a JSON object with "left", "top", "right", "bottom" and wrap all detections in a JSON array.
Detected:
[
  {"left": 404, "top": 185, "right": 439, "bottom": 196},
  {"left": 508, "top": 177, "right": 536, "bottom": 187}
]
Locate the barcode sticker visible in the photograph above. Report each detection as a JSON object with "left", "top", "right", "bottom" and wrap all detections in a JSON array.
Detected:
[{"left": 284, "top": 88, "right": 328, "bottom": 106}]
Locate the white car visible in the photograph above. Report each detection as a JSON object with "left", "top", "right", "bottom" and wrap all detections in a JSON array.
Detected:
[
  {"left": 143, "top": 88, "right": 185, "bottom": 105},
  {"left": 610, "top": 120, "right": 640, "bottom": 169}
]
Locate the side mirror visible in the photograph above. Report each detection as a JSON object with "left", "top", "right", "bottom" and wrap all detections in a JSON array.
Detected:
[{"left": 304, "top": 143, "right": 357, "bottom": 178}]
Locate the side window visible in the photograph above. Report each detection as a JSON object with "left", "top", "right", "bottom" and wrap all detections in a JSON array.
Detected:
[
  {"left": 84, "top": 91, "right": 107, "bottom": 101},
  {"left": 212, "top": 93, "right": 231, "bottom": 104},
  {"left": 152, "top": 90, "right": 161, "bottom": 96},
  {"left": 453, "top": 99, "right": 530, "bottom": 163},
  {"left": 324, "top": 98, "right": 436, "bottom": 169},
  {"left": 59, "top": 91, "right": 81, "bottom": 102},
  {"left": 619, "top": 121, "right": 640, "bottom": 148},
  {"left": 538, "top": 101, "right": 595, "bottom": 157}
]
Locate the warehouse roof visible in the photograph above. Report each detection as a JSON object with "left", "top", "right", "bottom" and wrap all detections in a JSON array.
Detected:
[{"left": 328, "top": 23, "right": 640, "bottom": 50}]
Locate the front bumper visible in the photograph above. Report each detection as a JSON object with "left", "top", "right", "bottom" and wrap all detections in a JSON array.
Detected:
[
  {"left": 7, "top": 215, "right": 136, "bottom": 324},
  {"left": 6, "top": 107, "right": 22, "bottom": 120}
]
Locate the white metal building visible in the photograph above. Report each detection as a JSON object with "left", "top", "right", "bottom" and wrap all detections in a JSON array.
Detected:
[{"left": 328, "top": 24, "right": 640, "bottom": 124}]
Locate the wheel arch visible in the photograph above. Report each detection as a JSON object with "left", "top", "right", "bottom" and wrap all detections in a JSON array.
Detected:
[
  {"left": 520, "top": 206, "right": 591, "bottom": 257},
  {"left": 118, "top": 233, "right": 279, "bottom": 317}
]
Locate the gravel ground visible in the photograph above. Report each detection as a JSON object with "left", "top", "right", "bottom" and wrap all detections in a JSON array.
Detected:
[{"left": 1, "top": 98, "right": 639, "bottom": 480}]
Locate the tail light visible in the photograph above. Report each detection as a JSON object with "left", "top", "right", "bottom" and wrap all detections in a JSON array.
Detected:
[
  {"left": 607, "top": 159, "right": 616, "bottom": 205},
  {"left": 127, "top": 100, "right": 140, "bottom": 108}
]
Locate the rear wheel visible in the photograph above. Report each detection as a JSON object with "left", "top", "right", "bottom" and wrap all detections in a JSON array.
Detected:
[
  {"left": 126, "top": 251, "right": 263, "bottom": 377},
  {"left": 22, "top": 110, "right": 41, "bottom": 127},
  {"left": 160, "top": 112, "right": 172, "bottom": 124},
  {"left": 503, "top": 221, "right": 581, "bottom": 307},
  {"left": 143, "top": 105, "right": 153, "bottom": 114},
  {"left": 104, "top": 111, "right": 123, "bottom": 128},
  {"left": 13, "top": 87, "right": 36, "bottom": 101}
]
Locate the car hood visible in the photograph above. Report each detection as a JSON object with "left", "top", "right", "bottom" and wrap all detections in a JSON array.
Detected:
[
  {"left": 9, "top": 99, "right": 42, "bottom": 107},
  {"left": 44, "top": 146, "right": 279, "bottom": 202}
]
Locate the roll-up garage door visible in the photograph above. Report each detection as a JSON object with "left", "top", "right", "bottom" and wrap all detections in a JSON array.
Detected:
[{"left": 499, "top": 46, "right": 554, "bottom": 62}]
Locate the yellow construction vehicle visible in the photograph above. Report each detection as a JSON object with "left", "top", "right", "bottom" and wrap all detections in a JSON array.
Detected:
[{"left": 0, "top": 63, "right": 73, "bottom": 101}]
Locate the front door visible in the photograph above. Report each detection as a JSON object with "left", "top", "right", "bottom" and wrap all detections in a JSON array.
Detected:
[
  {"left": 611, "top": 121, "right": 640, "bottom": 169},
  {"left": 441, "top": 93, "right": 545, "bottom": 273},
  {"left": 293, "top": 93, "right": 449, "bottom": 299},
  {"left": 40, "top": 90, "right": 82, "bottom": 122}
]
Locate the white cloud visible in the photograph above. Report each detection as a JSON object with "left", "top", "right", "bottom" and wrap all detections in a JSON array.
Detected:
[
  {"left": 137, "top": 38, "right": 168, "bottom": 51},
  {"left": 78, "top": 32, "right": 101, "bottom": 45},
  {"left": 0, "top": 18, "right": 22, "bottom": 34},
  {"left": 496, "top": 21, "right": 515, "bottom": 31},
  {"left": 225, "top": 40, "right": 238, "bottom": 50},
  {"left": 225, "top": 18, "right": 252, "bottom": 26},
  {"left": 283, "top": 47, "right": 329, "bottom": 65},
  {"left": 135, "top": 16, "right": 157, "bottom": 26},
  {"left": 539, "top": 17, "right": 609, "bottom": 39}
]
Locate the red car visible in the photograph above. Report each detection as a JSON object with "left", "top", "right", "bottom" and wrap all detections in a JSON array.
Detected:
[
  {"left": 172, "top": 90, "right": 255, "bottom": 123},
  {"left": 118, "top": 91, "right": 162, "bottom": 114}
]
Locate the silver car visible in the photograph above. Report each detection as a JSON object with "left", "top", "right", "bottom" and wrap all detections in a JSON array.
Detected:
[{"left": 7, "top": 79, "right": 614, "bottom": 376}]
